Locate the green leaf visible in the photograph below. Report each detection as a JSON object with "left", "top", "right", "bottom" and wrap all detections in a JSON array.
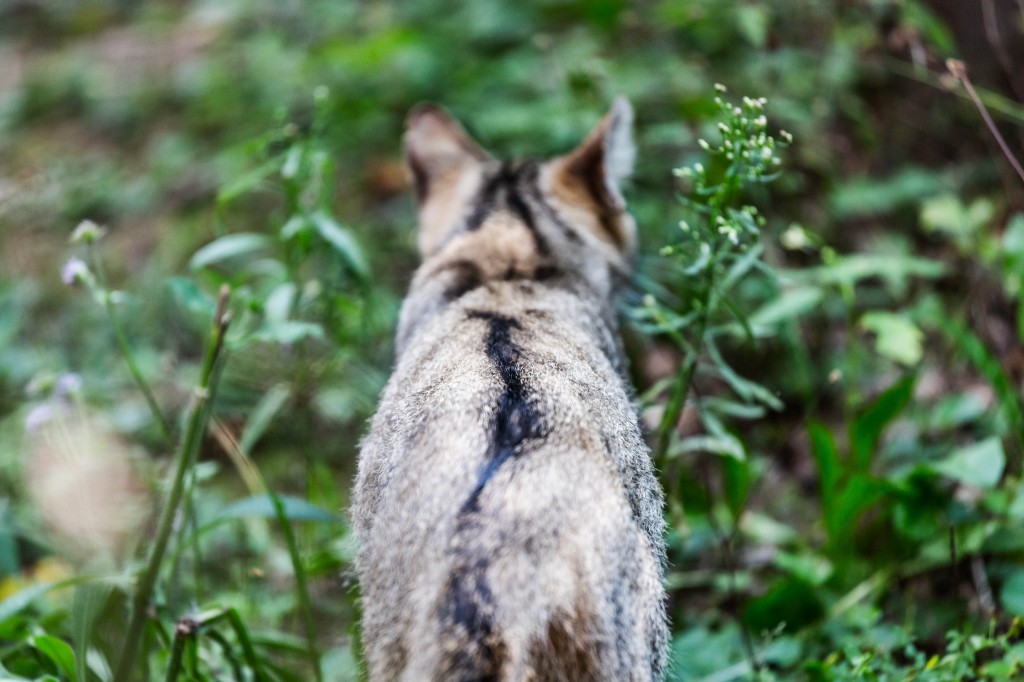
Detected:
[
  {"left": 72, "top": 583, "right": 112, "bottom": 682},
  {"left": 830, "top": 166, "right": 948, "bottom": 219},
  {"left": 0, "top": 582, "right": 51, "bottom": 624},
  {"left": 673, "top": 435, "right": 745, "bottom": 460},
  {"left": 216, "top": 158, "right": 280, "bottom": 207},
  {"left": 743, "top": 576, "right": 824, "bottom": 632},
  {"left": 212, "top": 495, "right": 341, "bottom": 524},
  {"left": 828, "top": 475, "right": 892, "bottom": 546},
  {"left": 32, "top": 634, "right": 77, "bottom": 681},
  {"left": 930, "top": 316, "right": 1024, "bottom": 450},
  {"left": 932, "top": 437, "right": 1005, "bottom": 488},
  {"left": 706, "top": 337, "right": 784, "bottom": 411},
  {"left": 239, "top": 383, "right": 292, "bottom": 455},
  {"left": 799, "top": 253, "right": 945, "bottom": 293},
  {"left": 250, "top": 320, "right": 325, "bottom": 345},
  {"left": 748, "top": 286, "right": 823, "bottom": 334},
  {"left": 927, "top": 392, "right": 988, "bottom": 431},
  {"left": 1000, "top": 568, "right": 1024, "bottom": 616},
  {"left": 920, "top": 193, "right": 994, "bottom": 251},
  {"left": 850, "top": 374, "right": 915, "bottom": 471},
  {"left": 166, "top": 277, "right": 216, "bottom": 320},
  {"left": 310, "top": 211, "right": 369, "bottom": 280},
  {"left": 721, "top": 456, "right": 751, "bottom": 520},
  {"left": 190, "top": 233, "right": 274, "bottom": 270},
  {"left": 808, "top": 421, "right": 840, "bottom": 502},
  {"left": 859, "top": 311, "right": 923, "bottom": 366},
  {"left": 734, "top": 4, "right": 768, "bottom": 48}
]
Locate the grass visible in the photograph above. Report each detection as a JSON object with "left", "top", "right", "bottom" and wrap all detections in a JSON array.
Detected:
[{"left": 1, "top": 0, "right": 1023, "bottom": 680}]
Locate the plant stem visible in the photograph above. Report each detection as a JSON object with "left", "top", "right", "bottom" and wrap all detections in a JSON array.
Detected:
[
  {"left": 87, "top": 244, "right": 175, "bottom": 444},
  {"left": 113, "top": 285, "right": 232, "bottom": 682},
  {"left": 947, "top": 59, "right": 1024, "bottom": 185},
  {"left": 163, "top": 618, "right": 197, "bottom": 682},
  {"left": 271, "top": 491, "right": 323, "bottom": 682}
]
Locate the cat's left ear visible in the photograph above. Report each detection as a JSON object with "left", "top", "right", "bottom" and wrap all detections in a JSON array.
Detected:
[{"left": 557, "top": 97, "right": 635, "bottom": 212}]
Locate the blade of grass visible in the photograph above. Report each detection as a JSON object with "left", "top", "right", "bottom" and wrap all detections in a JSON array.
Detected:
[{"left": 113, "top": 285, "right": 233, "bottom": 682}]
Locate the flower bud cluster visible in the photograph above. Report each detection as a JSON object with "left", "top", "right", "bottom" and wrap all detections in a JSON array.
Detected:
[{"left": 666, "top": 85, "right": 791, "bottom": 272}]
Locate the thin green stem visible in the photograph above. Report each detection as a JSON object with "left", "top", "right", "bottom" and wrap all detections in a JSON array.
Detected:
[
  {"left": 163, "top": 620, "right": 196, "bottom": 682},
  {"left": 87, "top": 244, "right": 174, "bottom": 444},
  {"left": 270, "top": 491, "right": 323, "bottom": 682},
  {"left": 113, "top": 286, "right": 232, "bottom": 682}
]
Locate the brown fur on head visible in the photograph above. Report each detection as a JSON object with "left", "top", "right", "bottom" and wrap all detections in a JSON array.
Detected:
[{"left": 403, "top": 99, "right": 638, "bottom": 290}]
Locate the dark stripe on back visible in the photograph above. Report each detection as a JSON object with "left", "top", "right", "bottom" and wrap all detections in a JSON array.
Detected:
[
  {"left": 460, "top": 310, "right": 547, "bottom": 514},
  {"left": 438, "top": 310, "right": 547, "bottom": 678},
  {"left": 442, "top": 562, "right": 506, "bottom": 682}
]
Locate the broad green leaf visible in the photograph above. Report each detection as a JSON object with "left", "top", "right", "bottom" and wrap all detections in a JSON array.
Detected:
[
  {"left": 748, "top": 286, "right": 822, "bottom": 333},
  {"left": 216, "top": 158, "right": 279, "bottom": 206},
  {"left": 859, "top": 311, "right": 923, "bottom": 366},
  {"left": 735, "top": 4, "right": 768, "bottom": 47},
  {"left": 250, "top": 320, "right": 325, "bottom": 345},
  {"left": 830, "top": 166, "right": 947, "bottom": 219},
  {"left": 743, "top": 576, "right": 824, "bottom": 631},
  {"left": 920, "top": 193, "right": 994, "bottom": 251},
  {"left": 72, "top": 583, "right": 112, "bottom": 682},
  {"left": 798, "top": 253, "right": 945, "bottom": 292},
  {"left": 721, "top": 456, "right": 751, "bottom": 520},
  {"left": 166, "top": 277, "right": 216, "bottom": 320},
  {"left": 775, "top": 551, "right": 833, "bottom": 586},
  {"left": 850, "top": 374, "right": 915, "bottom": 471},
  {"left": 673, "top": 435, "right": 745, "bottom": 460},
  {"left": 1000, "top": 568, "right": 1024, "bottom": 616},
  {"left": 706, "top": 338, "right": 784, "bottom": 410},
  {"left": 931, "top": 316, "right": 1024, "bottom": 448},
  {"left": 932, "top": 437, "right": 1005, "bottom": 488},
  {"left": 0, "top": 502, "right": 18, "bottom": 575},
  {"left": 190, "top": 233, "right": 274, "bottom": 270},
  {"left": 310, "top": 211, "right": 369, "bottom": 279},
  {"left": 264, "top": 282, "right": 297, "bottom": 323},
  {"left": 0, "top": 582, "right": 51, "bottom": 624},
  {"left": 828, "top": 475, "right": 892, "bottom": 546},
  {"left": 808, "top": 421, "right": 840, "bottom": 502},
  {"left": 927, "top": 392, "right": 988, "bottom": 431},
  {"left": 212, "top": 495, "right": 340, "bottom": 524},
  {"left": 32, "top": 634, "right": 77, "bottom": 681},
  {"left": 239, "top": 383, "right": 292, "bottom": 455}
]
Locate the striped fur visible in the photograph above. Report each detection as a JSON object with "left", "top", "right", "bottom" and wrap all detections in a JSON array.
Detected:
[{"left": 353, "top": 99, "right": 668, "bottom": 681}]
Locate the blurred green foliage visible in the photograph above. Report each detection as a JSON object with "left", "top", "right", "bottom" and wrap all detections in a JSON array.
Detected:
[{"left": 1, "top": 0, "right": 1023, "bottom": 679}]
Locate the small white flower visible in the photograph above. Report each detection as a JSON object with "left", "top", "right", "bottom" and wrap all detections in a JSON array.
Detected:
[
  {"left": 698, "top": 138, "right": 710, "bottom": 150},
  {"left": 55, "top": 373, "right": 83, "bottom": 398},
  {"left": 714, "top": 83, "right": 727, "bottom": 93},
  {"left": 70, "top": 220, "right": 106, "bottom": 244},
  {"left": 61, "top": 258, "right": 90, "bottom": 287}
]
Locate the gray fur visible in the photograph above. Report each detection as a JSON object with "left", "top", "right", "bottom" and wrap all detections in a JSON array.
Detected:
[{"left": 353, "top": 102, "right": 668, "bottom": 681}]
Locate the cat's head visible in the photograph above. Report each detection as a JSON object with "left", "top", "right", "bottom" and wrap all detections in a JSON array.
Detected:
[{"left": 403, "top": 99, "right": 637, "bottom": 300}]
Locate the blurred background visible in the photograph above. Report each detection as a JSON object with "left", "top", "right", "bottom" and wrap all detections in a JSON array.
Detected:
[{"left": 1, "top": 0, "right": 1023, "bottom": 680}]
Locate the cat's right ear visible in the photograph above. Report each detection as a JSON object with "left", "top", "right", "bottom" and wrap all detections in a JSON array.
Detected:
[{"left": 404, "top": 104, "right": 490, "bottom": 204}]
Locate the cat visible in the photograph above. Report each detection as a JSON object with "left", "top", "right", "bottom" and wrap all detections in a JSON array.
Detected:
[{"left": 353, "top": 99, "right": 667, "bottom": 681}]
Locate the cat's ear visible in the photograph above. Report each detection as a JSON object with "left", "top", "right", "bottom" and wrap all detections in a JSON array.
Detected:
[
  {"left": 404, "top": 104, "right": 491, "bottom": 203},
  {"left": 557, "top": 97, "right": 635, "bottom": 212},
  {"left": 547, "top": 98, "right": 636, "bottom": 253}
]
